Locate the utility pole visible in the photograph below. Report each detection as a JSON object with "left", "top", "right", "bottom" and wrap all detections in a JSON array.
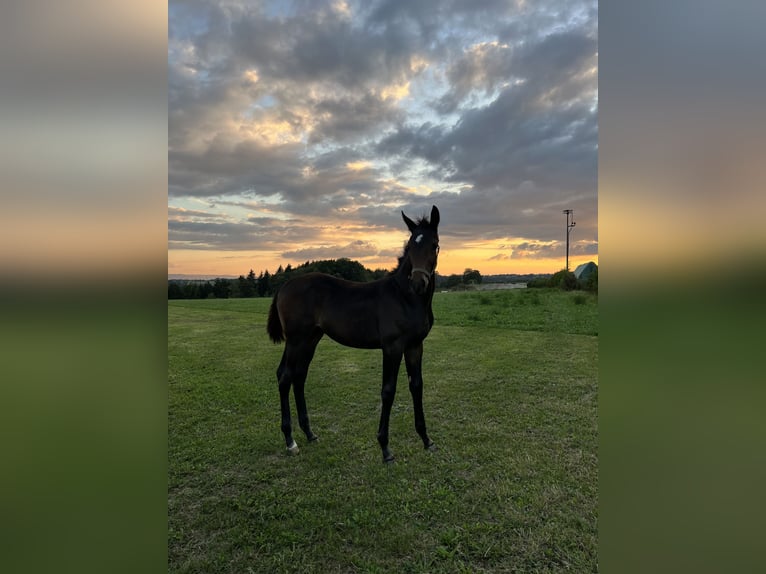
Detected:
[{"left": 563, "top": 209, "right": 576, "bottom": 271}]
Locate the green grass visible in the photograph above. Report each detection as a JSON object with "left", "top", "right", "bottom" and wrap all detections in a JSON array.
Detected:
[{"left": 169, "top": 289, "right": 598, "bottom": 573}]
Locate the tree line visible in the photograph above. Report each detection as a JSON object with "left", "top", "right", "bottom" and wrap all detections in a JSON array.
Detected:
[
  {"left": 527, "top": 267, "right": 598, "bottom": 292},
  {"left": 168, "top": 258, "right": 386, "bottom": 300},
  {"left": 168, "top": 259, "right": 486, "bottom": 299}
]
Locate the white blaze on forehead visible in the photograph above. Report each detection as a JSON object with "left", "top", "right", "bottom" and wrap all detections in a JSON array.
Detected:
[{"left": 415, "top": 234, "right": 423, "bottom": 244}]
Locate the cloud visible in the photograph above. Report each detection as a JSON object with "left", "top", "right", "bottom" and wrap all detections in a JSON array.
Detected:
[
  {"left": 230, "top": 3, "right": 423, "bottom": 91},
  {"left": 487, "top": 237, "right": 598, "bottom": 262},
  {"left": 282, "top": 239, "right": 380, "bottom": 261},
  {"left": 168, "top": 206, "right": 226, "bottom": 220},
  {"left": 168, "top": 0, "right": 598, "bottom": 272},
  {"left": 308, "top": 92, "right": 405, "bottom": 143},
  {"left": 511, "top": 241, "right": 563, "bottom": 259},
  {"left": 571, "top": 241, "right": 599, "bottom": 256},
  {"left": 377, "top": 30, "right": 597, "bottom": 193},
  {"left": 367, "top": 25, "right": 597, "bottom": 249},
  {"left": 437, "top": 40, "right": 514, "bottom": 113},
  {"left": 168, "top": 216, "right": 323, "bottom": 251}
]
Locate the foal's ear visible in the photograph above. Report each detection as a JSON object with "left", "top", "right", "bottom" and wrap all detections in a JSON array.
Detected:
[
  {"left": 401, "top": 211, "right": 417, "bottom": 233},
  {"left": 429, "top": 205, "right": 440, "bottom": 228}
]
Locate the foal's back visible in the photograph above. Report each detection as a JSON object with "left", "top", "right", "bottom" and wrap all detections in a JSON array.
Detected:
[{"left": 276, "top": 272, "right": 386, "bottom": 349}]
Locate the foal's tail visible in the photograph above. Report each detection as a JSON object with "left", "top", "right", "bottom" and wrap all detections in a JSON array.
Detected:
[{"left": 267, "top": 292, "right": 284, "bottom": 343}]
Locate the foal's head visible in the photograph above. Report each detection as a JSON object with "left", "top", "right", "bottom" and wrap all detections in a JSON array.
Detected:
[{"left": 401, "top": 205, "right": 440, "bottom": 295}]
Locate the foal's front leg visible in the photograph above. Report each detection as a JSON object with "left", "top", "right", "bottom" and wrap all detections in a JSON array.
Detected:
[
  {"left": 405, "top": 344, "right": 435, "bottom": 451},
  {"left": 377, "top": 349, "right": 402, "bottom": 463}
]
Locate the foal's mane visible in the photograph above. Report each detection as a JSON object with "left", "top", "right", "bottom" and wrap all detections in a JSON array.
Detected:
[{"left": 391, "top": 243, "right": 412, "bottom": 275}]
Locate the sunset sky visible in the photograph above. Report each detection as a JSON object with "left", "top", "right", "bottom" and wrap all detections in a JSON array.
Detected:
[{"left": 168, "top": 0, "right": 597, "bottom": 278}]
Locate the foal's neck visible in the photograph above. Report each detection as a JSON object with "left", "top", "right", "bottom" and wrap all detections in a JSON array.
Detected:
[{"left": 392, "top": 259, "right": 411, "bottom": 291}]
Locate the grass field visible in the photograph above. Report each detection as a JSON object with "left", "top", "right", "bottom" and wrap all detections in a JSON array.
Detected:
[{"left": 168, "top": 288, "right": 598, "bottom": 573}]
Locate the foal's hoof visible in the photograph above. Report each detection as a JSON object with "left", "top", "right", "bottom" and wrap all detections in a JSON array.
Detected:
[
  {"left": 425, "top": 441, "right": 437, "bottom": 452},
  {"left": 383, "top": 454, "right": 395, "bottom": 464},
  {"left": 307, "top": 433, "right": 319, "bottom": 442},
  {"left": 286, "top": 441, "right": 300, "bottom": 455}
]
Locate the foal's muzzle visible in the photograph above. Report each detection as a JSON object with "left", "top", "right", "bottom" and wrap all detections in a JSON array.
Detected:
[{"left": 409, "top": 267, "right": 433, "bottom": 293}]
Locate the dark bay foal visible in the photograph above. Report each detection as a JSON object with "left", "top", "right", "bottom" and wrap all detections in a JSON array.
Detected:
[{"left": 267, "top": 206, "right": 440, "bottom": 463}]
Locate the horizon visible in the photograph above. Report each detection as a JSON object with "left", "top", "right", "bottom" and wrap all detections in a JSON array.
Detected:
[
  {"left": 167, "top": 259, "right": 595, "bottom": 281},
  {"left": 169, "top": 1, "right": 597, "bottom": 278}
]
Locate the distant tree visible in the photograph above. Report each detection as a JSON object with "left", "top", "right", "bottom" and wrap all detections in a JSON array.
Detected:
[
  {"left": 370, "top": 268, "right": 388, "bottom": 280},
  {"left": 334, "top": 258, "right": 368, "bottom": 281},
  {"left": 213, "top": 278, "right": 231, "bottom": 298},
  {"left": 271, "top": 265, "right": 288, "bottom": 292},
  {"left": 463, "top": 268, "right": 483, "bottom": 285},
  {"left": 444, "top": 274, "right": 462, "bottom": 288},
  {"left": 550, "top": 269, "right": 578, "bottom": 291},
  {"left": 256, "top": 271, "right": 266, "bottom": 297},
  {"left": 292, "top": 258, "right": 369, "bottom": 281},
  {"left": 526, "top": 277, "right": 549, "bottom": 288},
  {"left": 259, "top": 270, "right": 272, "bottom": 296},
  {"left": 168, "top": 281, "right": 183, "bottom": 299},
  {"left": 232, "top": 275, "right": 243, "bottom": 297},
  {"left": 198, "top": 281, "right": 213, "bottom": 299},
  {"left": 181, "top": 282, "right": 197, "bottom": 298},
  {"left": 246, "top": 269, "right": 257, "bottom": 296},
  {"left": 237, "top": 274, "right": 255, "bottom": 298},
  {"left": 247, "top": 258, "right": 390, "bottom": 286}
]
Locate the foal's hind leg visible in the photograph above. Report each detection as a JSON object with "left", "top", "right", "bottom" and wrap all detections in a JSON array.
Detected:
[
  {"left": 276, "top": 351, "right": 298, "bottom": 453},
  {"left": 293, "top": 379, "right": 318, "bottom": 442},
  {"left": 292, "top": 330, "right": 323, "bottom": 443},
  {"left": 278, "top": 331, "right": 322, "bottom": 454},
  {"left": 405, "top": 344, "right": 435, "bottom": 451}
]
